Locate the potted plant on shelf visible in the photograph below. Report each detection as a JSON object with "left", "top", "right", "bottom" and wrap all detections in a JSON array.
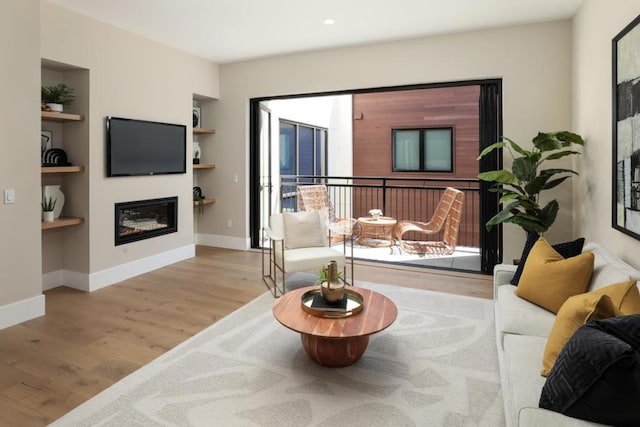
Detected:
[
  {"left": 42, "top": 196, "right": 56, "bottom": 222},
  {"left": 477, "top": 131, "right": 584, "bottom": 235},
  {"left": 41, "top": 83, "right": 75, "bottom": 112}
]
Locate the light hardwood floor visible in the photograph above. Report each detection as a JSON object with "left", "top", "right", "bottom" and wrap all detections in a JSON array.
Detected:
[{"left": 0, "top": 246, "right": 492, "bottom": 426}]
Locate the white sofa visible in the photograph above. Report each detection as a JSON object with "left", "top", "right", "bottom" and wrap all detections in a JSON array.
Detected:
[{"left": 493, "top": 242, "right": 640, "bottom": 427}]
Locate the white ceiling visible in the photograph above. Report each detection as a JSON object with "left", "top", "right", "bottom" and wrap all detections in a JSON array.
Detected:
[{"left": 45, "top": 0, "right": 584, "bottom": 64}]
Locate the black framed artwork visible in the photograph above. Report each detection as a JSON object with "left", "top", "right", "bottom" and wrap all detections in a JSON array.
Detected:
[{"left": 613, "top": 14, "right": 640, "bottom": 240}]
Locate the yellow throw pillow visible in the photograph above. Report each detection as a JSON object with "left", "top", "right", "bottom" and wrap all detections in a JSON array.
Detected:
[
  {"left": 516, "top": 238, "right": 594, "bottom": 314},
  {"left": 590, "top": 280, "right": 640, "bottom": 315},
  {"left": 541, "top": 293, "right": 620, "bottom": 376}
]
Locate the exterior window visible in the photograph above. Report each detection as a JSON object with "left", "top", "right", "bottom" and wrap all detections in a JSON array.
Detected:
[
  {"left": 279, "top": 120, "right": 328, "bottom": 210},
  {"left": 279, "top": 120, "right": 328, "bottom": 178},
  {"left": 392, "top": 128, "right": 453, "bottom": 172}
]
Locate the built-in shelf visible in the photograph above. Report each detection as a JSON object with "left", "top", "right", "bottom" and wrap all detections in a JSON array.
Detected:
[
  {"left": 193, "top": 127, "right": 215, "bottom": 135},
  {"left": 194, "top": 198, "right": 216, "bottom": 207},
  {"left": 41, "top": 166, "right": 84, "bottom": 174},
  {"left": 41, "top": 217, "right": 84, "bottom": 230},
  {"left": 41, "top": 111, "right": 84, "bottom": 122},
  {"left": 193, "top": 163, "right": 216, "bottom": 170}
]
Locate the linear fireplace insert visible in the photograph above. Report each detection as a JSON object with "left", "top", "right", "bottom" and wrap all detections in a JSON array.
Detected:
[{"left": 115, "top": 196, "right": 177, "bottom": 245}]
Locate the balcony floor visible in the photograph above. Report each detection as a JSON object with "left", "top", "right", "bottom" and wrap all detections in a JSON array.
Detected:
[{"left": 334, "top": 242, "right": 481, "bottom": 273}]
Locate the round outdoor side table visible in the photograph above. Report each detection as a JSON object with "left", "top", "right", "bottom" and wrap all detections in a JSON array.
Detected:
[{"left": 356, "top": 216, "right": 397, "bottom": 247}]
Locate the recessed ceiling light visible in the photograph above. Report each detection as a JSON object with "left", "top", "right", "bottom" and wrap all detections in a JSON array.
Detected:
[{"left": 323, "top": 18, "right": 335, "bottom": 25}]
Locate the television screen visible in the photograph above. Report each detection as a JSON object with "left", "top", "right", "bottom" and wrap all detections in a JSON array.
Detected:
[{"left": 106, "top": 117, "right": 186, "bottom": 177}]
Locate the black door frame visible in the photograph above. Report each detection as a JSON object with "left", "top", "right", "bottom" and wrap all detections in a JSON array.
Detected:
[{"left": 249, "top": 78, "right": 503, "bottom": 273}]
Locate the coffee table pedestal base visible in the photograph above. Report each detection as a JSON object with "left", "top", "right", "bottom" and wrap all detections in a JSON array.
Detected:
[{"left": 301, "top": 334, "right": 369, "bottom": 367}]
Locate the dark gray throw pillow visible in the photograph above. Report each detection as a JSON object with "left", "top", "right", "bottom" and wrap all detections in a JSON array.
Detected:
[
  {"left": 511, "top": 235, "right": 585, "bottom": 286},
  {"left": 539, "top": 315, "right": 640, "bottom": 426}
]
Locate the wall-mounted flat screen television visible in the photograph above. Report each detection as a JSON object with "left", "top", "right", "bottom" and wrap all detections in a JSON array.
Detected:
[{"left": 106, "top": 116, "right": 186, "bottom": 177}]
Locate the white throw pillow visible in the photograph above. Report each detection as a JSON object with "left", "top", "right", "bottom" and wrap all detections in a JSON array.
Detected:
[{"left": 283, "top": 211, "right": 326, "bottom": 249}]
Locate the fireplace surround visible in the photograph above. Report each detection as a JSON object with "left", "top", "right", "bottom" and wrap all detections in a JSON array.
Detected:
[{"left": 115, "top": 197, "right": 177, "bottom": 245}]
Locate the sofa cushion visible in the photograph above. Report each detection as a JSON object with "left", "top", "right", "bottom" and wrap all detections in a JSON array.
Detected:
[
  {"left": 496, "top": 285, "right": 556, "bottom": 341},
  {"left": 516, "top": 238, "right": 594, "bottom": 313},
  {"left": 590, "top": 279, "right": 640, "bottom": 314},
  {"left": 584, "top": 243, "right": 636, "bottom": 291},
  {"left": 283, "top": 211, "right": 326, "bottom": 249},
  {"left": 539, "top": 315, "right": 640, "bottom": 426},
  {"left": 511, "top": 234, "right": 585, "bottom": 286},
  {"left": 541, "top": 293, "right": 619, "bottom": 376},
  {"left": 503, "top": 334, "right": 548, "bottom": 423}
]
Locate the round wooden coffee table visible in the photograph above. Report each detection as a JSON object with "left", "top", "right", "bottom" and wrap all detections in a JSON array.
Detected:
[
  {"left": 272, "top": 286, "right": 397, "bottom": 367},
  {"left": 356, "top": 216, "right": 397, "bottom": 247}
]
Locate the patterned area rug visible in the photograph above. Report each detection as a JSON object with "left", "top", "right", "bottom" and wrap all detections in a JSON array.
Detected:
[{"left": 50, "top": 282, "right": 504, "bottom": 426}]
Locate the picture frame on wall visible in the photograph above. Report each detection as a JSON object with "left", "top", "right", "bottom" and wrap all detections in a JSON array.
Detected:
[
  {"left": 192, "top": 106, "right": 201, "bottom": 128},
  {"left": 612, "top": 14, "right": 640, "bottom": 240},
  {"left": 41, "top": 130, "right": 52, "bottom": 162}
]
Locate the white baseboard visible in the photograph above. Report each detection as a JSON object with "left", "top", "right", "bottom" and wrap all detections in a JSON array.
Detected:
[
  {"left": 88, "top": 244, "right": 195, "bottom": 292},
  {"left": 0, "top": 294, "right": 45, "bottom": 330},
  {"left": 196, "top": 233, "right": 250, "bottom": 250},
  {"left": 42, "top": 270, "right": 64, "bottom": 291},
  {"left": 42, "top": 244, "right": 196, "bottom": 292}
]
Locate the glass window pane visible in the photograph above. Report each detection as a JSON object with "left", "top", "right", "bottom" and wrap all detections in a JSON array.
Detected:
[
  {"left": 315, "top": 129, "right": 326, "bottom": 175},
  {"left": 394, "top": 130, "right": 420, "bottom": 171},
  {"left": 279, "top": 122, "right": 296, "bottom": 175},
  {"left": 424, "top": 129, "right": 452, "bottom": 171},
  {"left": 299, "top": 126, "right": 314, "bottom": 182}
]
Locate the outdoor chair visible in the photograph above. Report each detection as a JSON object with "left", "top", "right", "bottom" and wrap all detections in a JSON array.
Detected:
[
  {"left": 393, "top": 187, "right": 464, "bottom": 255},
  {"left": 296, "top": 184, "right": 342, "bottom": 244},
  {"left": 296, "top": 184, "right": 337, "bottom": 220},
  {"left": 262, "top": 211, "right": 345, "bottom": 297}
]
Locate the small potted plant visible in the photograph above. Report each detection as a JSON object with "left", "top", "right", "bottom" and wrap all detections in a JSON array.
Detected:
[
  {"left": 368, "top": 208, "right": 383, "bottom": 220},
  {"left": 41, "top": 83, "right": 75, "bottom": 112},
  {"left": 42, "top": 196, "right": 56, "bottom": 222},
  {"left": 316, "top": 260, "right": 345, "bottom": 303}
]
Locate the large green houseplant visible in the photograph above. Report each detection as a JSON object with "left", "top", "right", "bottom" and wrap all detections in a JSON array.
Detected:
[{"left": 477, "top": 131, "right": 584, "bottom": 234}]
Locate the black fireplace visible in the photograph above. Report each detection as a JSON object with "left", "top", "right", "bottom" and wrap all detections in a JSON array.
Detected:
[{"left": 115, "top": 197, "right": 178, "bottom": 245}]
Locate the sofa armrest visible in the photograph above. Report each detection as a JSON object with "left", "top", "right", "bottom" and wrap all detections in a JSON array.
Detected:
[{"left": 494, "top": 263, "right": 517, "bottom": 294}]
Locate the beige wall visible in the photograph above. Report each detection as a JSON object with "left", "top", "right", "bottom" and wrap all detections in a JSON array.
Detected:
[
  {"left": 0, "top": 0, "right": 42, "bottom": 307},
  {"left": 40, "top": 2, "right": 219, "bottom": 274},
  {"left": 216, "top": 21, "right": 574, "bottom": 262},
  {"left": 573, "top": 0, "right": 640, "bottom": 269}
]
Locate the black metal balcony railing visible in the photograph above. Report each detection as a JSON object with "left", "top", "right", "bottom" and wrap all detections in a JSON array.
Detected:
[{"left": 279, "top": 175, "right": 481, "bottom": 248}]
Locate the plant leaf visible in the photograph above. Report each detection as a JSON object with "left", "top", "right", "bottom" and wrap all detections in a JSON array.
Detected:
[
  {"left": 543, "top": 150, "right": 582, "bottom": 161},
  {"left": 512, "top": 157, "right": 537, "bottom": 182},
  {"left": 478, "top": 170, "right": 518, "bottom": 184},
  {"left": 502, "top": 137, "right": 530, "bottom": 157},
  {"left": 477, "top": 141, "right": 505, "bottom": 160},
  {"left": 543, "top": 176, "right": 571, "bottom": 190}
]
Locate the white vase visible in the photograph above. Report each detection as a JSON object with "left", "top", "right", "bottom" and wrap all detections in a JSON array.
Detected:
[
  {"left": 193, "top": 141, "right": 202, "bottom": 163},
  {"left": 46, "top": 103, "right": 63, "bottom": 112},
  {"left": 42, "top": 185, "right": 65, "bottom": 219}
]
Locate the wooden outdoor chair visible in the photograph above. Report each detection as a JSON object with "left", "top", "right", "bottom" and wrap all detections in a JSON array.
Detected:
[
  {"left": 393, "top": 187, "right": 464, "bottom": 255},
  {"left": 296, "top": 184, "right": 343, "bottom": 244},
  {"left": 296, "top": 184, "right": 337, "bottom": 223}
]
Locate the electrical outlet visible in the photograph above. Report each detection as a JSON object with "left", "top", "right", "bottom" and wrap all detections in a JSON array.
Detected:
[
  {"left": 226, "top": 219, "right": 232, "bottom": 228},
  {"left": 232, "top": 174, "right": 238, "bottom": 183},
  {"left": 4, "top": 189, "right": 15, "bottom": 204}
]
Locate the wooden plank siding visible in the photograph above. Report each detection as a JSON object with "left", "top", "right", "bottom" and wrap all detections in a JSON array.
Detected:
[{"left": 352, "top": 86, "right": 481, "bottom": 247}]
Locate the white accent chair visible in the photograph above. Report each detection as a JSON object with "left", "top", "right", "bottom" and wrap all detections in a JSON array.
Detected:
[{"left": 262, "top": 211, "right": 346, "bottom": 297}]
